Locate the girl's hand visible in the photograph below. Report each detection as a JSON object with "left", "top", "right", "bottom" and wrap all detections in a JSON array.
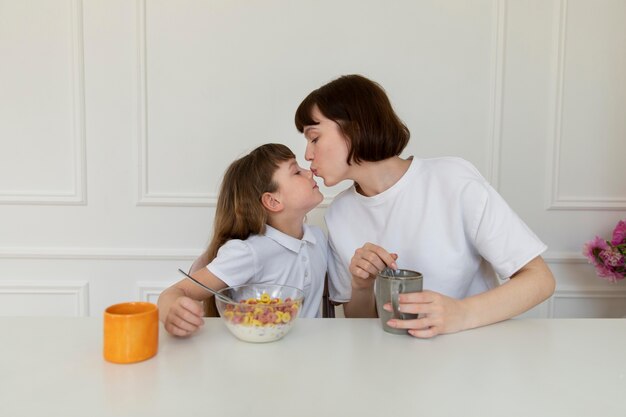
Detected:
[
  {"left": 383, "top": 290, "right": 469, "bottom": 338},
  {"left": 349, "top": 243, "right": 398, "bottom": 290},
  {"left": 163, "top": 296, "right": 205, "bottom": 337}
]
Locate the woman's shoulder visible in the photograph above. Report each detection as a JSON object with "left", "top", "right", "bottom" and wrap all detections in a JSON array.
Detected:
[
  {"left": 410, "top": 157, "right": 487, "bottom": 190},
  {"left": 417, "top": 156, "right": 484, "bottom": 179},
  {"left": 416, "top": 157, "right": 491, "bottom": 199}
]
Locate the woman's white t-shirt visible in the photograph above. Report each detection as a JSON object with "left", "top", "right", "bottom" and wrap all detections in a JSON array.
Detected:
[
  {"left": 325, "top": 157, "right": 547, "bottom": 303},
  {"left": 207, "top": 224, "right": 327, "bottom": 318}
]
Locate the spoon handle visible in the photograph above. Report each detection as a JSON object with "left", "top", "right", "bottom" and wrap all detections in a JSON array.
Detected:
[{"left": 177, "top": 269, "right": 234, "bottom": 304}]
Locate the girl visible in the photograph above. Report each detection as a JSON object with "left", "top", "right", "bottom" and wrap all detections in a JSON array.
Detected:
[
  {"left": 158, "top": 143, "right": 327, "bottom": 337},
  {"left": 295, "top": 74, "right": 555, "bottom": 338}
]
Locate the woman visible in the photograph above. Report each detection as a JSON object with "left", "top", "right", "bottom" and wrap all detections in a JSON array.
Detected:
[{"left": 295, "top": 74, "right": 555, "bottom": 338}]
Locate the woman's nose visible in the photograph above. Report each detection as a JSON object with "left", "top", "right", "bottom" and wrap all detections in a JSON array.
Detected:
[{"left": 304, "top": 143, "right": 313, "bottom": 161}]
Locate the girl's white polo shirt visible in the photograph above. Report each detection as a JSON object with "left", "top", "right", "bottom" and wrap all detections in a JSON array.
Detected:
[
  {"left": 206, "top": 224, "right": 327, "bottom": 318},
  {"left": 325, "top": 156, "right": 547, "bottom": 303}
]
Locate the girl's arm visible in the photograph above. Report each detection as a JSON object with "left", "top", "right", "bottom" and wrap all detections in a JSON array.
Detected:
[{"left": 157, "top": 268, "right": 228, "bottom": 337}]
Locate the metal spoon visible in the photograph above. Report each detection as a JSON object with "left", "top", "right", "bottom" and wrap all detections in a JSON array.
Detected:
[{"left": 177, "top": 269, "right": 236, "bottom": 304}]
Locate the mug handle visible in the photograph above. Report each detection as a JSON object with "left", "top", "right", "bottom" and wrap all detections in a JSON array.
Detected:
[{"left": 391, "top": 279, "right": 402, "bottom": 319}]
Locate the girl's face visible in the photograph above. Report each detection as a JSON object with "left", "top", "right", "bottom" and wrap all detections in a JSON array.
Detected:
[
  {"left": 302, "top": 105, "right": 351, "bottom": 186},
  {"left": 272, "top": 159, "right": 323, "bottom": 213}
]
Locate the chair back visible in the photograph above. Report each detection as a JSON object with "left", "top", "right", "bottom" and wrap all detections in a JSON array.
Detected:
[{"left": 322, "top": 273, "right": 335, "bottom": 318}]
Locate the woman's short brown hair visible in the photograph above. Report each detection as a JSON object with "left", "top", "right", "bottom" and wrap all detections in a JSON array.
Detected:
[{"left": 295, "top": 74, "right": 410, "bottom": 164}]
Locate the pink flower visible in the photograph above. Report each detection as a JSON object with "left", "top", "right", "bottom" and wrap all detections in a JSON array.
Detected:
[
  {"left": 599, "top": 247, "right": 624, "bottom": 267},
  {"left": 583, "top": 230, "right": 626, "bottom": 283},
  {"left": 595, "top": 265, "right": 625, "bottom": 283},
  {"left": 583, "top": 236, "right": 609, "bottom": 261},
  {"left": 611, "top": 220, "right": 626, "bottom": 246}
]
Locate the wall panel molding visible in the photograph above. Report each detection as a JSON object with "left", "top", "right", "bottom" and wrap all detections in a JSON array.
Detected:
[
  {"left": 542, "top": 251, "right": 625, "bottom": 317},
  {"left": 138, "top": 282, "right": 168, "bottom": 304},
  {"left": 0, "top": 0, "right": 87, "bottom": 205},
  {"left": 546, "top": 0, "right": 626, "bottom": 211},
  {"left": 135, "top": 0, "right": 214, "bottom": 207},
  {"left": 550, "top": 288, "right": 626, "bottom": 318},
  {"left": 134, "top": 0, "right": 334, "bottom": 208},
  {"left": 0, "top": 281, "right": 89, "bottom": 317},
  {"left": 485, "top": 0, "right": 506, "bottom": 190},
  {"left": 136, "top": 0, "right": 505, "bottom": 206},
  {"left": 0, "top": 247, "right": 198, "bottom": 261},
  {"left": 543, "top": 251, "right": 587, "bottom": 264}
]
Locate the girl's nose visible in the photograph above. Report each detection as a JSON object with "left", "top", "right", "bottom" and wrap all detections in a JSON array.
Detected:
[{"left": 303, "top": 168, "right": 313, "bottom": 179}]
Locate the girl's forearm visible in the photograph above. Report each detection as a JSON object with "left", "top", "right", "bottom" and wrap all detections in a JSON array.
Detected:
[{"left": 157, "top": 286, "right": 185, "bottom": 323}]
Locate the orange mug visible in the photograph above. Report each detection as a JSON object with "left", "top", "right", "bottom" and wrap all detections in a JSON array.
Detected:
[{"left": 103, "top": 302, "right": 158, "bottom": 364}]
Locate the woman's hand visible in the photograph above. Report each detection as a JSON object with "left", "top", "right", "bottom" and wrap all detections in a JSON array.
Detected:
[
  {"left": 349, "top": 243, "right": 398, "bottom": 289},
  {"left": 162, "top": 296, "right": 205, "bottom": 337},
  {"left": 382, "top": 256, "right": 555, "bottom": 338},
  {"left": 343, "top": 243, "right": 398, "bottom": 318},
  {"left": 383, "top": 290, "right": 469, "bottom": 338}
]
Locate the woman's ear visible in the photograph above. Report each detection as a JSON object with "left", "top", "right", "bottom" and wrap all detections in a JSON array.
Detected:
[{"left": 261, "top": 192, "right": 283, "bottom": 213}]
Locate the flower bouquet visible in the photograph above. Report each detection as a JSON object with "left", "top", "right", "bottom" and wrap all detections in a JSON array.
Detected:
[{"left": 583, "top": 220, "right": 626, "bottom": 283}]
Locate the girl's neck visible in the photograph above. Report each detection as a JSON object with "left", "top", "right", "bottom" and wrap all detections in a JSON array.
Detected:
[
  {"left": 352, "top": 156, "right": 412, "bottom": 197},
  {"left": 267, "top": 215, "right": 306, "bottom": 239}
]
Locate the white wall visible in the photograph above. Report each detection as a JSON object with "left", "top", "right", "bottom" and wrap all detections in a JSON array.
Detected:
[{"left": 1, "top": 0, "right": 625, "bottom": 317}]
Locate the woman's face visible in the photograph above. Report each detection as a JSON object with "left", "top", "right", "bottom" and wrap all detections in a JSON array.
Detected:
[{"left": 302, "top": 105, "right": 351, "bottom": 187}]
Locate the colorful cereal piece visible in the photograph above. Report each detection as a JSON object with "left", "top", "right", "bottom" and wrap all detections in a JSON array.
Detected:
[
  {"left": 281, "top": 312, "right": 291, "bottom": 323},
  {"left": 222, "top": 292, "right": 299, "bottom": 327}
]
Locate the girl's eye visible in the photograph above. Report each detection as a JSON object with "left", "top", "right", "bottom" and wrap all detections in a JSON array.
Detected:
[
  {"left": 295, "top": 170, "right": 301, "bottom": 175},
  {"left": 311, "top": 137, "right": 319, "bottom": 144}
]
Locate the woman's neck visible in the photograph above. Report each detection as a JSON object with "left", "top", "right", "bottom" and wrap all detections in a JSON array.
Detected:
[{"left": 352, "top": 156, "right": 412, "bottom": 197}]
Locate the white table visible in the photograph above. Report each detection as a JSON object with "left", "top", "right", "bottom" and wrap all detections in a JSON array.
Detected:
[{"left": 1, "top": 317, "right": 625, "bottom": 417}]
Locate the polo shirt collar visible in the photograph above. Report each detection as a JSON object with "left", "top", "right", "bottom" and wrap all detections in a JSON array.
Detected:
[{"left": 264, "top": 224, "right": 317, "bottom": 253}]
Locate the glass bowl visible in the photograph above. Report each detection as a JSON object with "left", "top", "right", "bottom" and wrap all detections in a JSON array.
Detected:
[{"left": 215, "top": 284, "right": 304, "bottom": 343}]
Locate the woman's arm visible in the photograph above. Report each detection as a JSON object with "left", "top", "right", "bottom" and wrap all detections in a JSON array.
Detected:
[
  {"left": 386, "top": 256, "right": 555, "bottom": 337},
  {"left": 342, "top": 243, "right": 398, "bottom": 318},
  {"left": 342, "top": 284, "right": 378, "bottom": 318}
]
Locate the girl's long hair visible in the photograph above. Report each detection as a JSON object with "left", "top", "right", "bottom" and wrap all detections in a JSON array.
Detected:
[{"left": 203, "top": 143, "right": 295, "bottom": 263}]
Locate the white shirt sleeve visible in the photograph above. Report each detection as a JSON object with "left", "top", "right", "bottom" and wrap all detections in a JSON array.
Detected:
[
  {"left": 327, "top": 233, "right": 352, "bottom": 303},
  {"left": 207, "top": 239, "right": 256, "bottom": 287},
  {"left": 467, "top": 180, "right": 547, "bottom": 279}
]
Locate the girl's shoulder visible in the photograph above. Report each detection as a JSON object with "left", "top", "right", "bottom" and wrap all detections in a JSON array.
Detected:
[
  {"left": 303, "top": 223, "right": 324, "bottom": 234},
  {"left": 303, "top": 224, "right": 328, "bottom": 246},
  {"left": 216, "top": 237, "right": 254, "bottom": 257}
]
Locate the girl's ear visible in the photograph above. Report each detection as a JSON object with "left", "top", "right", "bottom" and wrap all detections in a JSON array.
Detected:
[{"left": 261, "top": 192, "right": 283, "bottom": 213}]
